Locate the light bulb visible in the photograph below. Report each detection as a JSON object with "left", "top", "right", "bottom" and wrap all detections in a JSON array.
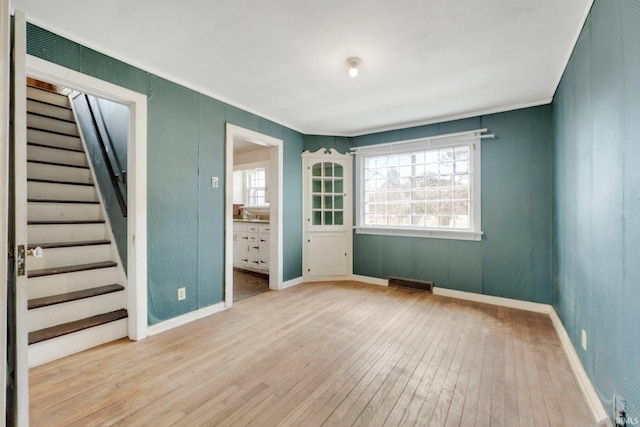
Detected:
[{"left": 347, "top": 57, "right": 361, "bottom": 78}]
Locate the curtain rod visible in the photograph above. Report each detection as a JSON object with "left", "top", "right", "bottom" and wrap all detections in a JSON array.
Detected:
[{"left": 350, "top": 128, "right": 493, "bottom": 152}]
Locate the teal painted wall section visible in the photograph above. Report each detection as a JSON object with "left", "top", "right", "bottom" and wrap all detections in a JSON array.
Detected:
[
  {"left": 26, "top": 24, "right": 304, "bottom": 324},
  {"left": 553, "top": 0, "right": 640, "bottom": 419},
  {"left": 309, "top": 110, "right": 554, "bottom": 303},
  {"left": 197, "top": 96, "right": 226, "bottom": 307}
]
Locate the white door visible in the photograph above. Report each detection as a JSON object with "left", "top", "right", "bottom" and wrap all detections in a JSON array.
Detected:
[{"left": 302, "top": 148, "right": 353, "bottom": 280}]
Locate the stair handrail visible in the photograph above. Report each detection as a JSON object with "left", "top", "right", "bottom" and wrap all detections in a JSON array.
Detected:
[{"left": 83, "top": 94, "right": 127, "bottom": 217}]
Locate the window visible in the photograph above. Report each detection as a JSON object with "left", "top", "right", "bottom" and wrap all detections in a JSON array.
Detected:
[
  {"left": 246, "top": 167, "right": 266, "bottom": 206},
  {"left": 232, "top": 166, "right": 268, "bottom": 206},
  {"left": 354, "top": 130, "right": 485, "bottom": 241}
]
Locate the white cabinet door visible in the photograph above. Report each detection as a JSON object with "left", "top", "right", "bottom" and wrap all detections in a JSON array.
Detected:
[
  {"left": 233, "top": 226, "right": 249, "bottom": 267},
  {"left": 307, "top": 233, "right": 349, "bottom": 277}
]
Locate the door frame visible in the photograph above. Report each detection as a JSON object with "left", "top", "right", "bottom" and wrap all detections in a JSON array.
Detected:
[
  {"left": 25, "top": 55, "right": 149, "bottom": 341},
  {"left": 224, "top": 123, "right": 283, "bottom": 307},
  {"left": 1, "top": 0, "right": 11, "bottom": 418}
]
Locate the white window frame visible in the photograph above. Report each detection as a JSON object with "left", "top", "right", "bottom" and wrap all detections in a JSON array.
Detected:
[
  {"left": 245, "top": 167, "right": 267, "bottom": 206},
  {"left": 353, "top": 129, "right": 488, "bottom": 241}
]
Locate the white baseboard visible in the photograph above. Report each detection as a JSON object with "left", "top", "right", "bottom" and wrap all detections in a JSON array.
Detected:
[
  {"left": 548, "top": 308, "right": 609, "bottom": 424},
  {"left": 282, "top": 276, "right": 304, "bottom": 289},
  {"left": 351, "top": 274, "right": 388, "bottom": 286},
  {"left": 433, "top": 287, "right": 552, "bottom": 314},
  {"left": 148, "top": 302, "right": 226, "bottom": 336}
]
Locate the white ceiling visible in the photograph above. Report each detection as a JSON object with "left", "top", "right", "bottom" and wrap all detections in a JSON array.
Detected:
[{"left": 12, "top": 0, "right": 592, "bottom": 136}]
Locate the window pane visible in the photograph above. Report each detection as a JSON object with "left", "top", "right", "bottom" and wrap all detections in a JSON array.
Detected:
[
  {"left": 324, "top": 162, "right": 333, "bottom": 177},
  {"left": 334, "top": 179, "right": 343, "bottom": 193},
  {"left": 313, "top": 195, "right": 321, "bottom": 209},
  {"left": 324, "top": 180, "right": 333, "bottom": 193},
  {"left": 312, "top": 163, "right": 322, "bottom": 176},
  {"left": 455, "top": 160, "right": 469, "bottom": 174},
  {"left": 334, "top": 211, "right": 343, "bottom": 225},
  {"left": 334, "top": 164, "right": 343, "bottom": 177},
  {"left": 324, "top": 196, "right": 333, "bottom": 209},
  {"left": 312, "top": 179, "right": 322, "bottom": 193},
  {"left": 455, "top": 147, "right": 469, "bottom": 160},
  {"left": 313, "top": 211, "right": 322, "bottom": 225},
  {"left": 334, "top": 195, "right": 343, "bottom": 209},
  {"left": 324, "top": 211, "right": 333, "bottom": 225}
]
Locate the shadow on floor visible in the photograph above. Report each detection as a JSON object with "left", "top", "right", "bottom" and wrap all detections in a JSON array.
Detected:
[{"left": 233, "top": 268, "right": 270, "bottom": 302}]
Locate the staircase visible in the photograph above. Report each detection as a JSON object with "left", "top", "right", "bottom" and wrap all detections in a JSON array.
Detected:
[{"left": 25, "top": 85, "right": 128, "bottom": 367}]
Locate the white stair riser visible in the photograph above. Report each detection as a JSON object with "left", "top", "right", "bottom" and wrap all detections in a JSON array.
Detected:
[
  {"left": 27, "top": 267, "right": 119, "bottom": 299},
  {"left": 28, "top": 291, "right": 126, "bottom": 332},
  {"left": 27, "top": 162, "right": 93, "bottom": 184},
  {"left": 27, "top": 87, "right": 69, "bottom": 108},
  {"left": 28, "top": 245, "right": 112, "bottom": 270},
  {"left": 27, "top": 181, "right": 97, "bottom": 202},
  {"left": 27, "top": 99, "right": 74, "bottom": 121},
  {"left": 27, "top": 202, "right": 103, "bottom": 222},
  {"left": 28, "top": 223, "right": 107, "bottom": 244},
  {"left": 27, "top": 113, "right": 79, "bottom": 136},
  {"left": 27, "top": 144, "right": 88, "bottom": 167},
  {"left": 28, "top": 318, "right": 128, "bottom": 367},
  {"left": 27, "top": 129, "right": 83, "bottom": 151}
]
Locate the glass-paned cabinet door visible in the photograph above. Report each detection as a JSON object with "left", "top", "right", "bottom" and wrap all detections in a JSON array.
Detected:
[{"left": 311, "top": 161, "right": 345, "bottom": 226}]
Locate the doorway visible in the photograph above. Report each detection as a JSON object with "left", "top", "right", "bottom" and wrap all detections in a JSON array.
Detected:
[
  {"left": 224, "top": 124, "right": 283, "bottom": 307},
  {"left": 25, "top": 55, "right": 148, "bottom": 340}
]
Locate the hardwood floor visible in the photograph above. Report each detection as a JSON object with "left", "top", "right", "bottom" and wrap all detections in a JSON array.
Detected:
[
  {"left": 233, "top": 268, "right": 270, "bottom": 302},
  {"left": 29, "top": 281, "right": 595, "bottom": 426}
]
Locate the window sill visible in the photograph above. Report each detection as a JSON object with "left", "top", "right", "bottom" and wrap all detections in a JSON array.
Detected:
[{"left": 355, "top": 226, "right": 483, "bottom": 241}]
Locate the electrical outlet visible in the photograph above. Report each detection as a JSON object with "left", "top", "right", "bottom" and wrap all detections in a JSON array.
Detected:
[
  {"left": 177, "top": 287, "right": 186, "bottom": 301},
  {"left": 581, "top": 329, "right": 587, "bottom": 351}
]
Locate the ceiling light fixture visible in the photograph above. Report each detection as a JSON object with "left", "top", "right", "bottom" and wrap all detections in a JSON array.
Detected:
[{"left": 347, "top": 57, "right": 361, "bottom": 78}]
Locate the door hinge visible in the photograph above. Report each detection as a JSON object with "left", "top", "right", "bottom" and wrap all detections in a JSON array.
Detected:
[{"left": 16, "top": 244, "right": 26, "bottom": 276}]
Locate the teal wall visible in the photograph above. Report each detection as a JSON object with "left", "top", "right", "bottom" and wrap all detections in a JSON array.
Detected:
[
  {"left": 305, "top": 106, "right": 554, "bottom": 303},
  {"left": 26, "top": 24, "right": 304, "bottom": 324},
  {"left": 553, "top": 0, "right": 640, "bottom": 419}
]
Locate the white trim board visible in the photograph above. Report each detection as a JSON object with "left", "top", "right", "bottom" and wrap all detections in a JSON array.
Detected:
[
  {"left": 548, "top": 308, "right": 609, "bottom": 424},
  {"left": 282, "top": 276, "right": 304, "bottom": 289},
  {"left": 148, "top": 302, "right": 226, "bottom": 336},
  {"left": 225, "top": 123, "right": 284, "bottom": 308},
  {"left": 26, "top": 55, "right": 149, "bottom": 341},
  {"left": 433, "top": 287, "right": 551, "bottom": 314}
]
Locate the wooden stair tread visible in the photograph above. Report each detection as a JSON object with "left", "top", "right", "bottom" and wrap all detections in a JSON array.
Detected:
[
  {"left": 27, "top": 159, "right": 89, "bottom": 169},
  {"left": 28, "top": 261, "right": 117, "bottom": 278},
  {"left": 27, "top": 199, "right": 99, "bottom": 204},
  {"left": 28, "top": 220, "right": 104, "bottom": 225},
  {"left": 28, "top": 240, "right": 110, "bottom": 250},
  {"left": 27, "top": 178, "right": 94, "bottom": 187},
  {"left": 28, "top": 284, "right": 124, "bottom": 310},
  {"left": 28, "top": 309, "right": 127, "bottom": 344}
]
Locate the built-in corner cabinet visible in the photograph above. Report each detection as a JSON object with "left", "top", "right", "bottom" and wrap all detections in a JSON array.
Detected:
[
  {"left": 233, "top": 221, "right": 270, "bottom": 273},
  {"left": 302, "top": 148, "right": 353, "bottom": 280}
]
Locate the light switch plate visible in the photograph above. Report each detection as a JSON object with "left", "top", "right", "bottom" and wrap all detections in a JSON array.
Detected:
[{"left": 211, "top": 176, "right": 219, "bottom": 188}]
